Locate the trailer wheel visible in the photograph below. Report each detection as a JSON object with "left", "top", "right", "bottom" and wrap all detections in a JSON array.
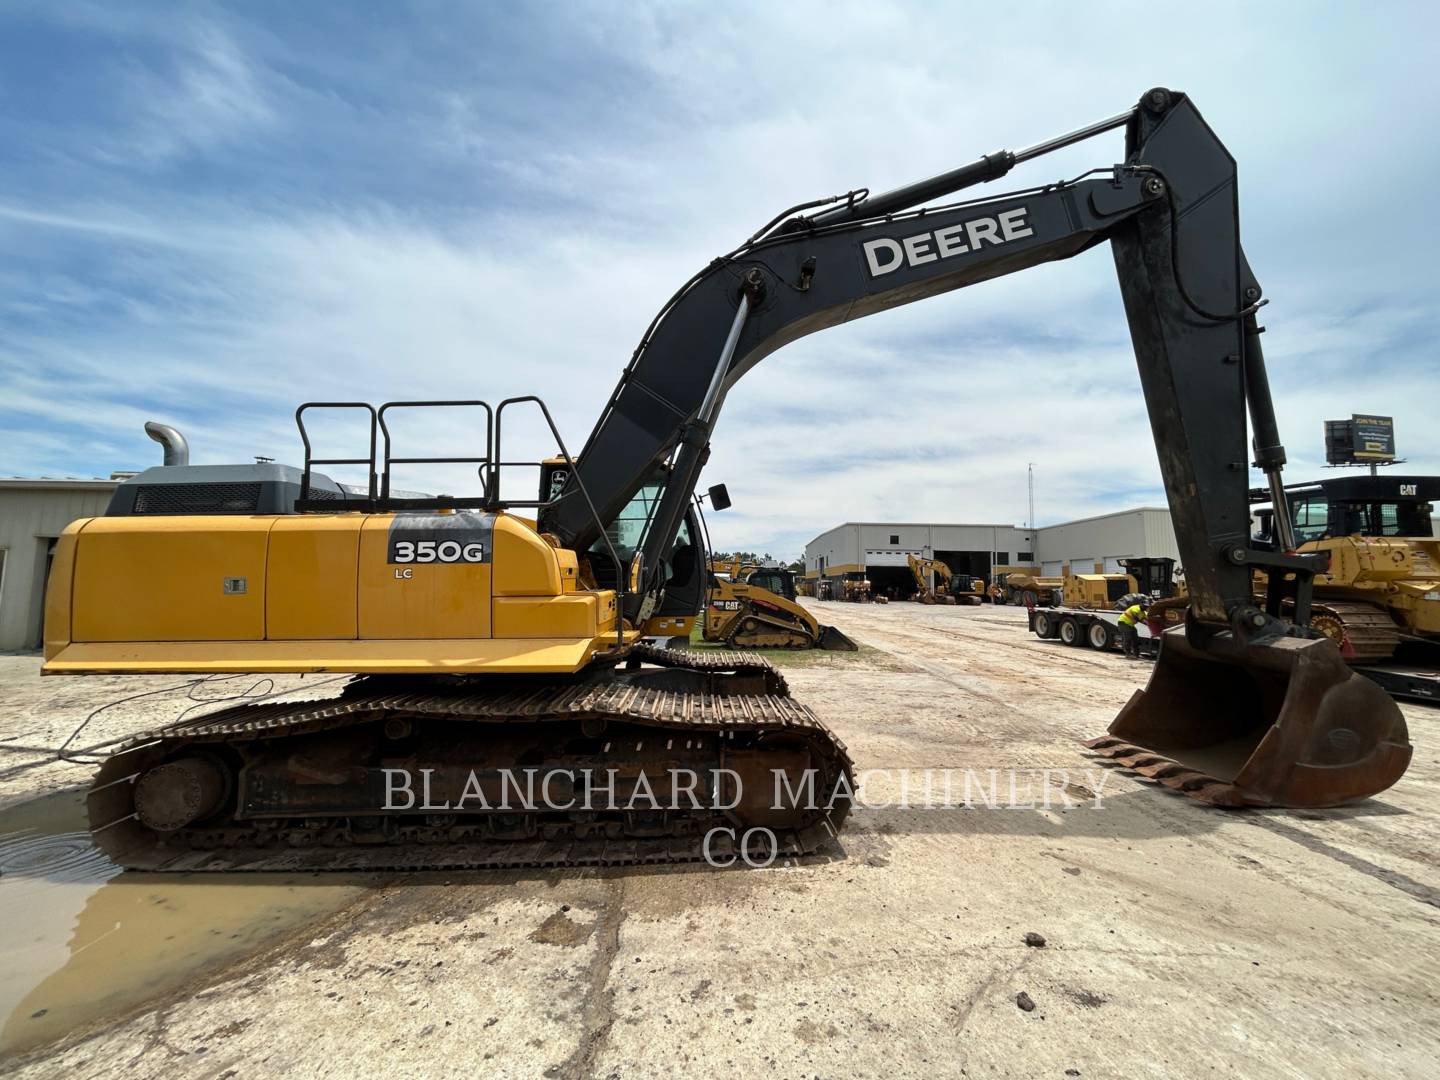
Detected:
[
  {"left": 1058, "top": 617, "right": 1081, "bottom": 645},
  {"left": 1033, "top": 611, "right": 1057, "bottom": 638},
  {"left": 1087, "top": 621, "right": 1113, "bottom": 650}
]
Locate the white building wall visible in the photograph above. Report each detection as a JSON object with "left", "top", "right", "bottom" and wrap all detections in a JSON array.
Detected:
[
  {"left": 0, "top": 482, "right": 118, "bottom": 650},
  {"left": 805, "top": 509, "right": 1183, "bottom": 581},
  {"left": 804, "top": 522, "right": 1043, "bottom": 575},
  {"left": 804, "top": 523, "right": 862, "bottom": 576},
  {"left": 1034, "top": 507, "right": 1181, "bottom": 571}
]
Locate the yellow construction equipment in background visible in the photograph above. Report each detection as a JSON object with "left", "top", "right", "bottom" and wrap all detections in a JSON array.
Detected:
[
  {"left": 905, "top": 554, "right": 984, "bottom": 605},
  {"left": 991, "top": 568, "right": 1059, "bottom": 606},
  {"left": 1252, "top": 476, "right": 1440, "bottom": 662},
  {"left": 1060, "top": 563, "right": 1141, "bottom": 610},
  {"left": 703, "top": 560, "right": 857, "bottom": 650}
]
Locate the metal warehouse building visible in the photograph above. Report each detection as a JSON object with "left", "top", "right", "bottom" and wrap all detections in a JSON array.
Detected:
[
  {"left": 0, "top": 477, "right": 120, "bottom": 650},
  {"left": 804, "top": 507, "right": 1180, "bottom": 596}
]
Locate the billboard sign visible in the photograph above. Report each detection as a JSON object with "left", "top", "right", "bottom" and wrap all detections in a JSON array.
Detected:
[{"left": 1324, "top": 415, "right": 1395, "bottom": 464}]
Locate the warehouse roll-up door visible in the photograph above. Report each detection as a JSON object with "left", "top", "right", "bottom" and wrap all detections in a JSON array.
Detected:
[
  {"left": 1104, "top": 557, "right": 1125, "bottom": 574},
  {"left": 1041, "top": 561, "right": 1063, "bottom": 577},
  {"left": 865, "top": 549, "right": 921, "bottom": 567}
]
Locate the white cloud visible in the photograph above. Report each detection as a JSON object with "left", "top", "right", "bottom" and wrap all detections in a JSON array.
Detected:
[{"left": 2, "top": 2, "right": 1438, "bottom": 560}]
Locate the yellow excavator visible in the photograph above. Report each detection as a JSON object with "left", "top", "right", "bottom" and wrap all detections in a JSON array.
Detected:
[
  {"left": 47, "top": 89, "right": 1411, "bottom": 872},
  {"left": 703, "top": 560, "right": 857, "bottom": 650},
  {"left": 906, "top": 554, "right": 985, "bottom": 605}
]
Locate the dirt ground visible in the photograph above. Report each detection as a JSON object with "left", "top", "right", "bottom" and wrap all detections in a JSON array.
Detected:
[{"left": 0, "top": 600, "right": 1436, "bottom": 1078}]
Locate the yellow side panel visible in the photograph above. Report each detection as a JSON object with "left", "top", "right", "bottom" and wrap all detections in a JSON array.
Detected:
[
  {"left": 43, "top": 522, "right": 83, "bottom": 661},
  {"left": 555, "top": 548, "right": 580, "bottom": 593},
  {"left": 72, "top": 517, "right": 270, "bottom": 642},
  {"left": 492, "top": 516, "right": 563, "bottom": 596},
  {"left": 494, "top": 594, "right": 604, "bottom": 638},
  {"left": 357, "top": 516, "right": 491, "bottom": 640},
  {"left": 267, "top": 517, "right": 361, "bottom": 640}
]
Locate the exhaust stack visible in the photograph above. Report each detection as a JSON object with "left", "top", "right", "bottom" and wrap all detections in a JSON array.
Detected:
[{"left": 144, "top": 421, "right": 189, "bottom": 467}]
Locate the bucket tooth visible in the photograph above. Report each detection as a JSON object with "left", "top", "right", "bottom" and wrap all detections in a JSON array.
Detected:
[
  {"left": 1130, "top": 761, "right": 1187, "bottom": 780},
  {"left": 1082, "top": 626, "right": 1412, "bottom": 809}
]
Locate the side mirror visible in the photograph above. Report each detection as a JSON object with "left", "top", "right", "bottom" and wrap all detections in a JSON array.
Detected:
[{"left": 707, "top": 484, "right": 732, "bottom": 511}]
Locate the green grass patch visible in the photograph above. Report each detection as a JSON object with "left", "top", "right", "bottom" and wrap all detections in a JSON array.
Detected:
[{"left": 682, "top": 619, "right": 909, "bottom": 670}]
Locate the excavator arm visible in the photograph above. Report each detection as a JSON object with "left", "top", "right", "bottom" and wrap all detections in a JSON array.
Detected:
[
  {"left": 907, "top": 554, "right": 952, "bottom": 593},
  {"left": 543, "top": 88, "right": 1410, "bottom": 807}
]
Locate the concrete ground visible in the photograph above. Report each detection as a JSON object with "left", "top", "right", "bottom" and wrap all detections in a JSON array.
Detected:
[{"left": 0, "top": 600, "right": 1436, "bottom": 1078}]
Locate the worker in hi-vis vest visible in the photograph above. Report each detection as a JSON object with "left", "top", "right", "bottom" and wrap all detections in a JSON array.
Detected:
[{"left": 1117, "top": 599, "right": 1148, "bottom": 660}]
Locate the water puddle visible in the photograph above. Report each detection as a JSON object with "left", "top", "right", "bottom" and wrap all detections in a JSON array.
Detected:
[{"left": 0, "top": 790, "right": 375, "bottom": 1059}]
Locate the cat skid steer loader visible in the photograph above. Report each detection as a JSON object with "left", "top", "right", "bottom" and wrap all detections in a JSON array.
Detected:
[
  {"left": 47, "top": 88, "right": 1410, "bottom": 872},
  {"left": 703, "top": 561, "right": 857, "bottom": 650}
]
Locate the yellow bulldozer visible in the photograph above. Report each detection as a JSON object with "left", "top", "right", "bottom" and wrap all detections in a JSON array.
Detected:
[
  {"left": 906, "top": 554, "right": 985, "bottom": 605},
  {"left": 703, "top": 560, "right": 857, "bottom": 650},
  {"left": 1254, "top": 476, "right": 1439, "bottom": 661},
  {"left": 46, "top": 91, "right": 1414, "bottom": 874}
]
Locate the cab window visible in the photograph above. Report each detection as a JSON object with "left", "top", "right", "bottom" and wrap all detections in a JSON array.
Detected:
[
  {"left": 594, "top": 484, "right": 661, "bottom": 563},
  {"left": 749, "top": 571, "right": 781, "bottom": 593},
  {"left": 1290, "top": 495, "right": 1330, "bottom": 544}
]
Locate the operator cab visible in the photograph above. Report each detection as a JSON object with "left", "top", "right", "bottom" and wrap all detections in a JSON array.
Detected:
[
  {"left": 744, "top": 567, "right": 798, "bottom": 601},
  {"left": 539, "top": 458, "right": 705, "bottom": 621},
  {"left": 1252, "top": 476, "right": 1438, "bottom": 547}
]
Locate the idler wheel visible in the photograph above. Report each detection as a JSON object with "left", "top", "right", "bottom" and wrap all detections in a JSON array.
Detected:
[{"left": 134, "top": 757, "right": 229, "bottom": 831}]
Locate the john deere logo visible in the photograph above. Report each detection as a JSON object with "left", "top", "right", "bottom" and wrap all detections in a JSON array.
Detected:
[{"left": 862, "top": 206, "right": 1034, "bottom": 278}]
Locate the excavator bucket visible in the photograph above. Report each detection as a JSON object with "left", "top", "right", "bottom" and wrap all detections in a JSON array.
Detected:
[
  {"left": 816, "top": 625, "right": 859, "bottom": 651},
  {"left": 1084, "top": 628, "right": 1411, "bottom": 808}
]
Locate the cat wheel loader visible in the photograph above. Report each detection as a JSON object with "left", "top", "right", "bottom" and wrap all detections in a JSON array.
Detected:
[
  {"left": 48, "top": 88, "right": 1412, "bottom": 873},
  {"left": 703, "top": 560, "right": 857, "bottom": 650}
]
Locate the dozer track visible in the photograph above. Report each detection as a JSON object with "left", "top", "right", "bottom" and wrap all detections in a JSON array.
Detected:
[
  {"left": 88, "top": 647, "right": 854, "bottom": 872},
  {"left": 1309, "top": 601, "right": 1402, "bottom": 663}
]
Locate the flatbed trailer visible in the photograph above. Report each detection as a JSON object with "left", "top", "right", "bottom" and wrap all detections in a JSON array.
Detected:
[
  {"left": 1027, "top": 605, "right": 1158, "bottom": 656},
  {"left": 1355, "top": 664, "right": 1440, "bottom": 705},
  {"left": 1028, "top": 607, "right": 1440, "bottom": 704}
]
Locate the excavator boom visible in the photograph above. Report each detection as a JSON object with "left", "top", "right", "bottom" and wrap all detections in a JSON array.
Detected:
[{"left": 541, "top": 86, "right": 1409, "bottom": 807}]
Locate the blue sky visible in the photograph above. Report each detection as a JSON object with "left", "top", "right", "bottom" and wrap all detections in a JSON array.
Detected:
[{"left": 2, "top": 2, "right": 1437, "bottom": 558}]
